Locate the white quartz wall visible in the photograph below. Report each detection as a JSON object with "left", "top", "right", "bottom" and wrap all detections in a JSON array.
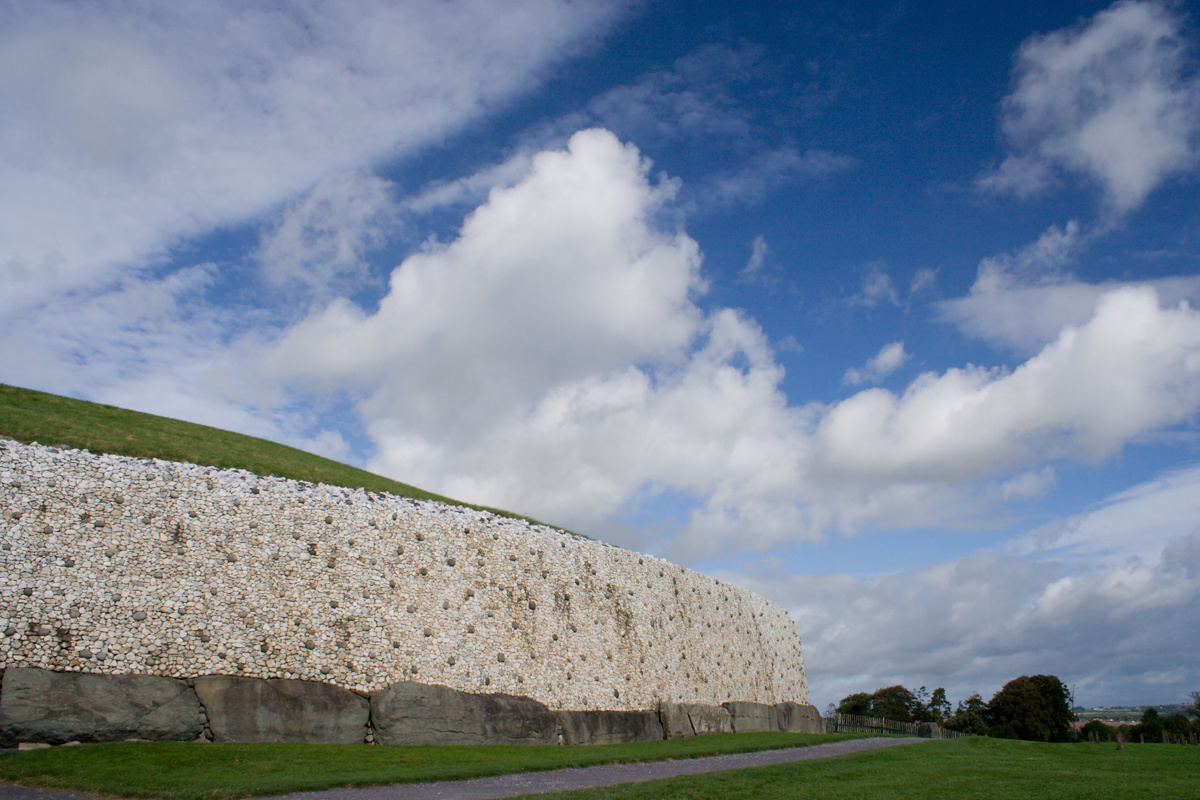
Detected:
[{"left": 0, "top": 439, "right": 808, "bottom": 710}]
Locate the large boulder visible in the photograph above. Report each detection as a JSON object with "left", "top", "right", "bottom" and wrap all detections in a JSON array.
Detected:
[
  {"left": 371, "top": 681, "right": 559, "bottom": 745},
  {"left": 775, "top": 702, "right": 824, "bottom": 733},
  {"left": 722, "top": 701, "right": 778, "bottom": 733},
  {"left": 192, "top": 675, "right": 369, "bottom": 743},
  {"left": 0, "top": 668, "right": 201, "bottom": 746},
  {"left": 658, "top": 702, "right": 732, "bottom": 738},
  {"left": 556, "top": 710, "right": 664, "bottom": 745}
]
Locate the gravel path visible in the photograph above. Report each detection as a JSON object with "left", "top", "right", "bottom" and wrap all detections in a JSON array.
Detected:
[
  {"left": 0, "top": 738, "right": 927, "bottom": 800},
  {"left": 261, "top": 738, "right": 926, "bottom": 800}
]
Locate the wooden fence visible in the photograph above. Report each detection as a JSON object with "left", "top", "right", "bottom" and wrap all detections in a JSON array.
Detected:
[{"left": 825, "top": 713, "right": 974, "bottom": 739}]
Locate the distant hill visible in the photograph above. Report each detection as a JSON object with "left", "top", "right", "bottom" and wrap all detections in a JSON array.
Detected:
[
  {"left": 1075, "top": 704, "right": 1191, "bottom": 722},
  {"left": 0, "top": 383, "right": 559, "bottom": 530}
]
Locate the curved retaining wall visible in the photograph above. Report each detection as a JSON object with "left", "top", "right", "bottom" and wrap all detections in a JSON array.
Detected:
[{"left": 0, "top": 439, "right": 808, "bottom": 710}]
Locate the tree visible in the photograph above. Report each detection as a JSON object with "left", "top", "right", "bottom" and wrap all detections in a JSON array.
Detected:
[
  {"left": 1188, "top": 691, "right": 1200, "bottom": 719},
  {"left": 928, "top": 687, "right": 951, "bottom": 722},
  {"left": 1135, "top": 707, "right": 1164, "bottom": 743},
  {"left": 944, "top": 693, "right": 989, "bottom": 736},
  {"left": 836, "top": 684, "right": 949, "bottom": 724},
  {"left": 871, "top": 685, "right": 918, "bottom": 722},
  {"left": 986, "top": 675, "right": 1075, "bottom": 742},
  {"left": 836, "top": 692, "right": 873, "bottom": 716}
]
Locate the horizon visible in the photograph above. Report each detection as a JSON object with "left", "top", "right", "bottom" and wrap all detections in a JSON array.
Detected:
[{"left": 2, "top": 0, "right": 1199, "bottom": 709}]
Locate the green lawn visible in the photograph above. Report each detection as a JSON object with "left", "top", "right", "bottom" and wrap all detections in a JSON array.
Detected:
[
  {"left": 508, "top": 738, "right": 1200, "bottom": 800},
  {"left": 0, "top": 733, "right": 858, "bottom": 800},
  {"left": 0, "top": 383, "right": 563, "bottom": 531}
]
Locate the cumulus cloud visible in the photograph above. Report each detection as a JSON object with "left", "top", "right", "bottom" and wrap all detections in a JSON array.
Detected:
[
  {"left": 816, "top": 286, "right": 1200, "bottom": 483},
  {"left": 977, "top": 0, "right": 1200, "bottom": 213},
  {"left": 843, "top": 341, "right": 909, "bottom": 386},
  {"left": 258, "top": 130, "right": 1200, "bottom": 562},
  {"left": 941, "top": 221, "right": 1200, "bottom": 354},
  {"left": 0, "top": 0, "right": 627, "bottom": 316},
  {"left": 267, "top": 129, "right": 704, "bottom": 429}
]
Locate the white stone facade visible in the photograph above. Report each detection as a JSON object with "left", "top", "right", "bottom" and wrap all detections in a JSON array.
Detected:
[{"left": 0, "top": 439, "right": 808, "bottom": 710}]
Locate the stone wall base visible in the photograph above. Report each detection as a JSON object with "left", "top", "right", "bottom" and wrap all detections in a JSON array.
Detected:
[{"left": 0, "top": 667, "right": 822, "bottom": 747}]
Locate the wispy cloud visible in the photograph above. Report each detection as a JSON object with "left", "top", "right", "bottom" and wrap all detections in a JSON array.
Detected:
[
  {"left": 707, "top": 146, "right": 856, "bottom": 207},
  {"left": 736, "top": 518, "right": 1200, "bottom": 707},
  {"left": 0, "top": 0, "right": 628, "bottom": 316},
  {"left": 850, "top": 264, "right": 901, "bottom": 308},
  {"left": 256, "top": 171, "right": 395, "bottom": 299}
]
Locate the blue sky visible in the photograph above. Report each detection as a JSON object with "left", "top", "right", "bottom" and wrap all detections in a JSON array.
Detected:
[{"left": 3, "top": 0, "right": 1199, "bottom": 710}]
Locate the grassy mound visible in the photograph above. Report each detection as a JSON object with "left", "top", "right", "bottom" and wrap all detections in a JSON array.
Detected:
[{"left": 0, "top": 383, "right": 551, "bottom": 528}]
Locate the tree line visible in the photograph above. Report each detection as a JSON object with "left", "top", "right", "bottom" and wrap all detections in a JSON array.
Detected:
[{"left": 831, "top": 680, "right": 1200, "bottom": 743}]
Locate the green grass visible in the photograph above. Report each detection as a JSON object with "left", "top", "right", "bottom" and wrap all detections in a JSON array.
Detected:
[
  {"left": 508, "top": 738, "right": 1200, "bottom": 800},
  {"left": 0, "top": 733, "right": 858, "bottom": 800},
  {"left": 0, "top": 383, "right": 564, "bottom": 531}
]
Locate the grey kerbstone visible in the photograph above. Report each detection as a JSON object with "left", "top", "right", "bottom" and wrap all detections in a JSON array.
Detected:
[
  {"left": 658, "top": 702, "right": 731, "bottom": 738},
  {"left": 722, "top": 701, "right": 779, "bottom": 733},
  {"left": 556, "top": 709, "right": 665, "bottom": 745},
  {"left": 687, "top": 703, "right": 732, "bottom": 735},
  {"left": 658, "top": 702, "right": 694, "bottom": 738},
  {"left": 774, "top": 702, "right": 824, "bottom": 733},
  {"left": 371, "top": 681, "right": 559, "bottom": 745},
  {"left": 0, "top": 667, "right": 201, "bottom": 747},
  {"left": 192, "top": 675, "right": 369, "bottom": 743}
]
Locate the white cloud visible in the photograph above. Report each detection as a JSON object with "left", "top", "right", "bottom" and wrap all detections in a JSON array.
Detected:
[
  {"left": 843, "top": 341, "right": 909, "bottom": 386},
  {"left": 0, "top": 0, "right": 628, "bottom": 316},
  {"left": 978, "top": 0, "right": 1200, "bottom": 213}
]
